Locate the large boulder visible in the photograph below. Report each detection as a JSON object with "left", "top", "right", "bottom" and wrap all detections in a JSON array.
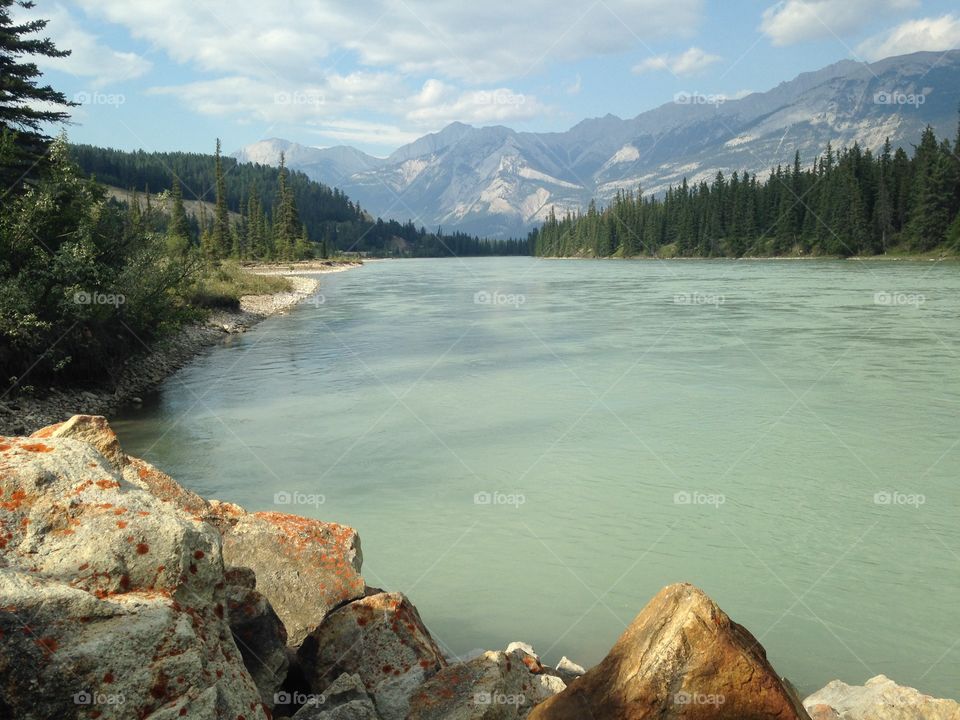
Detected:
[
  {"left": 0, "top": 433, "right": 267, "bottom": 719},
  {"left": 407, "top": 645, "right": 566, "bottom": 720},
  {"left": 297, "top": 591, "right": 446, "bottom": 720},
  {"left": 221, "top": 511, "right": 366, "bottom": 646},
  {"left": 803, "top": 675, "right": 960, "bottom": 719},
  {"left": 224, "top": 566, "right": 289, "bottom": 712},
  {"left": 528, "top": 583, "right": 810, "bottom": 720}
]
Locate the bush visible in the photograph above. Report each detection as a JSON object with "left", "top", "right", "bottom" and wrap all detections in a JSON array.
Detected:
[
  {"left": 0, "top": 138, "right": 197, "bottom": 389},
  {"left": 185, "top": 261, "right": 291, "bottom": 310}
]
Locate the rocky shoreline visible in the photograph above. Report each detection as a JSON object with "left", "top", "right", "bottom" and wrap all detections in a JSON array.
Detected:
[
  {"left": 0, "top": 261, "right": 360, "bottom": 437},
  {"left": 1, "top": 415, "right": 957, "bottom": 719}
]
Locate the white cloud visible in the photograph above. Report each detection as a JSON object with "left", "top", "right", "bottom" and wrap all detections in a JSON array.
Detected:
[
  {"left": 306, "top": 120, "right": 422, "bottom": 150},
  {"left": 404, "top": 80, "right": 543, "bottom": 125},
  {"left": 16, "top": 4, "right": 152, "bottom": 87},
  {"left": 147, "top": 73, "right": 542, "bottom": 142},
  {"left": 565, "top": 74, "right": 583, "bottom": 96},
  {"left": 632, "top": 47, "right": 722, "bottom": 76},
  {"left": 760, "top": 0, "right": 917, "bottom": 46},
  {"left": 857, "top": 14, "right": 960, "bottom": 60},
  {"left": 74, "top": 0, "right": 702, "bottom": 83}
]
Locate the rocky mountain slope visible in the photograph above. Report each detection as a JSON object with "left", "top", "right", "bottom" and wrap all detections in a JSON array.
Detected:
[{"left": 235, "top": 50, "right": 960, "bottom": 238}]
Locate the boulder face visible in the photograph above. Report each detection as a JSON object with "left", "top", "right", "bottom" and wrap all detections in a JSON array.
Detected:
[
  {"left": 407, "top": 644, "right": 566, "bottom": 720},
  {"left": 291, "top": 672, "right": 381, "bottom": 719},
  {"left": 224, "top": 566, "right": 289, "bottom": 711},
  {"left": 123, "top": 454, "right": 211, "bottom": 516},
  {"left": 221, "top": 510, "right": 366, "bottom": 647},
  {"left": 803, "top": 675, "right": 960, "bottom": 720},
  {"left": 297, "top": 591, "right": 446, "bottom": 720},
  {"left": 0, "top": 433, "right": 268, "bottom": 720},
  {"left": 528, "top": 583, "right": 811, "bottom": 720}
]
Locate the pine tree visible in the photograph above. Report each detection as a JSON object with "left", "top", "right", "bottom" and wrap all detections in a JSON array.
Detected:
[
  {"left": 212, "top": 138, "right": 230, "bottom": 257},
  {"left": 0, "top": 0, "right": 76, "bottom": 191},
  {"left": 907, "top": 127, "right": 952, "bottom": 250},
  {"left": 167, "top": 174, "right": 190, "bottom": 242}
]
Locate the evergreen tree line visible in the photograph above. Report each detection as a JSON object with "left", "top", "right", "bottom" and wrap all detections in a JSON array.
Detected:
[
  {"left": 529, "top": 123, "right": 960, "bottom": 258},
  {"left": 72, "top": 143, "right": 528, "bottom": 258},
  {"left": 69, "top": 142, "right": 362, "bottom": 234}
]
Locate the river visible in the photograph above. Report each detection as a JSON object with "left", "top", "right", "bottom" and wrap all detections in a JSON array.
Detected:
[{"left": 113, "top": 256, "right": 960, "bottom": 697}]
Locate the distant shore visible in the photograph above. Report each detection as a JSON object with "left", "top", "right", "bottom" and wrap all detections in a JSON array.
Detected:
[
  {"left": 537, "top": 252, "right": 959, "bottom": 261},
  {"left": 0, "top": 260, "right": 360, "bottom": 436}
]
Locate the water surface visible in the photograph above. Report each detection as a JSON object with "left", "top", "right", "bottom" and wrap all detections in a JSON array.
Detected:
[{"left": 114, "top": 257, "right": 960, "bottom": 697}]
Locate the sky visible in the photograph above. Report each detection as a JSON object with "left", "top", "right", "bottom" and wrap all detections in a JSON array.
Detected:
[{"left": 18, "top": 0, "right": 960, "bottom": 158}]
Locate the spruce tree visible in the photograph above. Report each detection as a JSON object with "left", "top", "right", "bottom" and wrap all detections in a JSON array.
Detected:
[
  {"left": 167, "top": 174, "right": 190, "bottom": 242},
  {"left": 0, "top": 0, "right": 76, "bottom": 191},
  {"left": 212, "top": 138, "right": 230, "bottom": 257}
]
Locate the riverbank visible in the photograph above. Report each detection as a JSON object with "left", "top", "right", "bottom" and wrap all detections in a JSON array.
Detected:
[{"left": 0, "top": 260, "right": 360, "bottom": 436}]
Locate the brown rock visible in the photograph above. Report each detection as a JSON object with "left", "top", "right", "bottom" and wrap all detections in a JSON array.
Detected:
[
  {"left": 528, "top": 583, "right": 811, "bottom": 720},
  {"left": 807, "top": 704, "right": 841, "bottom": 720},
  {"left": 31, "top": 415, "right": 125, "bottom": 472},
  {"left": 221, "top": 511, "right": 366, "bottom": 647},
  {"left": 297, "top": 591, "right": 446, "bottom": 720}
]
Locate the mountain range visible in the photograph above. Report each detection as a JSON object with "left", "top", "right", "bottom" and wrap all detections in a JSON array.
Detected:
[{"left": 234, "top": 50, "right": 960, "bottom": 238}]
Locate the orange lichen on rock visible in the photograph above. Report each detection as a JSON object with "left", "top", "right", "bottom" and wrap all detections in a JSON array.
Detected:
[
  {"left": 29, "top": 423, "right": 63, "bottom": 439},
  {"left": 1, "top": 489, "right": 28, "bottom": 511}
]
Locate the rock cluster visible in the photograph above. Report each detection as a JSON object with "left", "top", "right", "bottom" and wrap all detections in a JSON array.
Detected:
[{"left": 2, "top": 415, "right": 956, "bottom": 719}]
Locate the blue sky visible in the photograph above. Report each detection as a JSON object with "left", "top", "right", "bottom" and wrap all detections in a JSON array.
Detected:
[{"left": 20, "top": 0, "right": 960, "bottom": 157}]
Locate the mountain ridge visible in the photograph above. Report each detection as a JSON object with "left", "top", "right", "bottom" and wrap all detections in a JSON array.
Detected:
[{"left": 234, "top": 50, "right": 960, "bottom": 237}]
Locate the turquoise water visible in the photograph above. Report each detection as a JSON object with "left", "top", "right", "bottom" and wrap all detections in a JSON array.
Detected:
[{"left": 113, "top": 257, "right": 960, "bottom": 698}]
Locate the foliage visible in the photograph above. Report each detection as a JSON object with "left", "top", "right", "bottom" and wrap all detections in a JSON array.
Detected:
[
  {"left": 529, "top": 123, "right": 960, "bottom": 258},
  {"left": 69, "top": 143, "right": 529, "bottom": 258},
  {"left": 0, "top": 137, "right": 199, "bottom": 387},
  {"left": 184, "top": 261, "right": 291, "bottom": 310}
]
